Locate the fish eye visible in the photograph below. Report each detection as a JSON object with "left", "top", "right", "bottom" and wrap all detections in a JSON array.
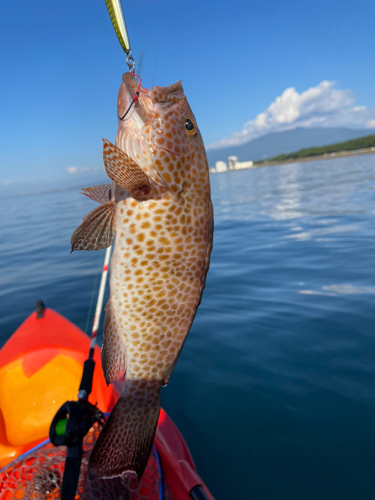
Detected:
[{"left": 185, "top": 118, "right": 197, "bottom": 136}]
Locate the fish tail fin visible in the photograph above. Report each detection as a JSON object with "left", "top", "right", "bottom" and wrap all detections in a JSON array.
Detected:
[{"left": 88, "top": 379, "right": 161, "bottom": 481}]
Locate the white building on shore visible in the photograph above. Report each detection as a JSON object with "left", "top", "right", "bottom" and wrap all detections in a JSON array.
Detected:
[
  {"left": 215, "top": 161, "right": 228, "bottom": 172},
  {"left": 228, "top": 156, "right": 254, "bottom": 170},
  {"left": 210, "top": 156, "right": 254, "bottom": 173}
]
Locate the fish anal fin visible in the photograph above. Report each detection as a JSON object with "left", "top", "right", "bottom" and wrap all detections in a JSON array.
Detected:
[
  {"left": 71, "top": 200, "right": 115, "bottom": 252},
  {"left": 89, "top": 379, "right": 161, "bottom": 481},
  {"left": 81, "top": 184, "right": 112, "bottom": 204},
  {"left": 101, "top": 299, "right": 126, "bottom": 385},
  {"left": 103, "top": 139, "right": 150, "bottom": 193}
]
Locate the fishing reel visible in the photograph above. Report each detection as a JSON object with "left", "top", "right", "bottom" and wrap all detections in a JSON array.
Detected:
[
  {"left": 49, "top": 399, "right": 104, "bottom": 500},
  {"left": 49, "top": 354, "right": 104, "bottom": 448},
  {"left": 49, "top": 351, "right": 104, "bottom": 500},
  {"left": 49, "top": 398, "right": 104, "bottom": 448}
]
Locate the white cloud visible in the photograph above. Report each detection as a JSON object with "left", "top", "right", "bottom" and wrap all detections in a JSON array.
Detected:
[
  {"left": 208, "top": 81, "right": 375, "bottom": 150},
  {"left": 67, "top": 166, "right": 99, "bottom": 174}
]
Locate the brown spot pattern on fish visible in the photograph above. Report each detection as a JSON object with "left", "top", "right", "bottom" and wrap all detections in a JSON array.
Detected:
[
  {"left": 89, "top": 380, "right": 161, "bottom": 481},
  {"left": 109, "top": 190, "right": 212, "bottom": 382},
  {"left": 101, "top": 299, "right": 127, "bottom": 385},
  {"left": 72, "top": 72, "right": 213, "bottom": 480}
]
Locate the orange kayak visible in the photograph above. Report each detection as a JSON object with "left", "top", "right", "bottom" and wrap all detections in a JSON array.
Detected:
[{"left": 0, "top": 307, "right": 214, "bottom": 500}]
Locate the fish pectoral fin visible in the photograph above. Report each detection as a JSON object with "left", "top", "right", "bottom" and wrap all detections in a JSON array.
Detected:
[
  {"left": 101, "top": 299, "right": 126, "bottom": 385},
  {"left": 102, "top": 138, "right": 151, "bottom": 193},
  {"left": 70, "top": 200, "right": 115, "bottom": 252},
  {"left": 80, "top": 184, "right": 112, "bottom": 204}
]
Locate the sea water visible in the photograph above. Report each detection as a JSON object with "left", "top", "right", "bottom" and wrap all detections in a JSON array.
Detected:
[{"left": 1, "top": 154, "right": 375, "bottom": 500}]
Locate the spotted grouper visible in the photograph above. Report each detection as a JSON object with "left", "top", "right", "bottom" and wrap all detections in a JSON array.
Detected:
[{"left": 71, "top": 72, "right": 213, "bottom": 480}]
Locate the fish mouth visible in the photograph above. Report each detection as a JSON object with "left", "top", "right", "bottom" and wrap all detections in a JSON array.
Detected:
[
  {"left": 118, "top": 74, "right": 155, "bottom": 123},
  {"left": 119, "top": 73, "right": 183, "bottom": 122},
  {"left": 116, "top": 74, "right": 160, "bottom": 185},
  {"left": 116, "top": 73, "right": 185, "bottom": 186}
]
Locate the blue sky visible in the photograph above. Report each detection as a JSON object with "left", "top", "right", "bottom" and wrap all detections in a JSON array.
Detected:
[{"left": 1, "top": 0, "right": 375, "bottom": 191}]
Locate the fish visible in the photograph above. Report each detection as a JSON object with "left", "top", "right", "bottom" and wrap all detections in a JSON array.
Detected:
[{"left": 71, "top": 72, "right": 213, "bottom": 481}]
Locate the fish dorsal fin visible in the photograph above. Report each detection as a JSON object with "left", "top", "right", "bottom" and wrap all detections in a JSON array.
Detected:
[
  {"left": 71, "top": 200, "right": 115, "bottom": 252},
  {"left": 102, "top": 139, "right": 150, "bottom": 194},
  {"left": 101, "top": 298, "right": 126, "bottom": 385},
  {"left": 81, "top": 184, "right": 112, "bottom": 204}
]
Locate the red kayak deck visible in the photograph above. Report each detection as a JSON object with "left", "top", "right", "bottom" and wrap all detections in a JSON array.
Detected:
[{"left": 0, "top": 308, "right": 214, "bottom": 499}]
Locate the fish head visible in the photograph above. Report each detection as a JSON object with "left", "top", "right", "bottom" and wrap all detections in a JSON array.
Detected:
[{"left": 116, "top": 73, "right": 208, "bottom": 195}]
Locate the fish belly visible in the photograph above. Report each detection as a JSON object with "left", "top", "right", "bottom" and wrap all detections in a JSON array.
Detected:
[{"left": 109, "top": 193, "right": 209, "bottom": 382}]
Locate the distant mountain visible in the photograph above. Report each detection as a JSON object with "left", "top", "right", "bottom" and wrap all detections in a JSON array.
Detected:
[
  {"left": 206, "top": 127, "right": 372, "bottom": 167},
  {"left": 256, "top": 134, "right": 375, "bottom": 164}
]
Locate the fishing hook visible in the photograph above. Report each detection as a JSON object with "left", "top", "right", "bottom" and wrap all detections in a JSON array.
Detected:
[
  {"left": 119, "top": 91, "right": 140, "bottom": 120},
  {"left": 118, "top": 72, "right": 142, "bottom": 121}
]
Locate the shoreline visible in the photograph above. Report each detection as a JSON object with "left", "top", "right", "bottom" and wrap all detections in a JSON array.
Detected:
[
  {"left": 254, "top": 147, "right": 375, "bottom": 168},
  {"left": 210, "top": 147, "right": 375, "bottom": 174}
]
